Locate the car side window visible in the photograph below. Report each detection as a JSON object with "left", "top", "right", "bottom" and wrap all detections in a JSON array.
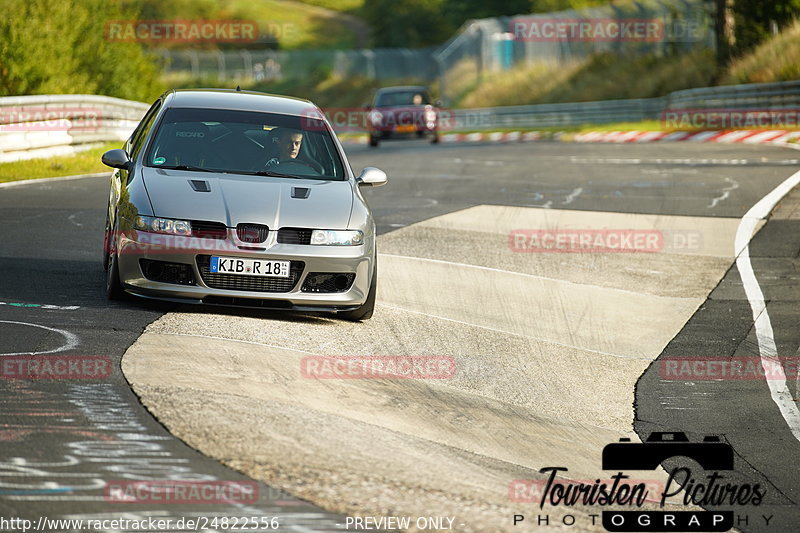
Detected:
[{"left": 129, "top": 100, "right": 162, "bottom": 162}]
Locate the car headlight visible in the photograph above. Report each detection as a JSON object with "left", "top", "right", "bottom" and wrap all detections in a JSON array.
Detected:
[
  {"left": 310, "top": 230, "right": 363, "bottom": 246},
  {"left": 424, "top": 107, "right": 437, "bottom": 122},
  {"left": 369, "top": 110, "right": 383, "bottom": 125},
  {"left": 134, "top": 216, "right": 192, "bottom": 236}
]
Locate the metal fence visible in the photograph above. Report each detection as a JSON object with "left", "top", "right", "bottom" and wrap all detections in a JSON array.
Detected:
[
  {"left": 157, "top": 48, "right": 438, "bottom": 83},
  {"left": 451, "top": 80, "right": 800, "bottom": 130},
  {"left": 434, "top": 0, "right": 714, "bottom": 103},
  {"left": 157, "top": 0, "right": 713, "bottom": 94}
]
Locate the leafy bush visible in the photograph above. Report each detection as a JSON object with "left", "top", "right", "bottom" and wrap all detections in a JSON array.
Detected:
[{"left": 0, "top": 0, "right": 163, "bottom": 101}]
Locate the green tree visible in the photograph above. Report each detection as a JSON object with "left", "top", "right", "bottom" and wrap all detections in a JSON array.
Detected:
[
  {"left": 528, "top": 0, "right": 609, "bottom": 13},
  {"left": 0, "top": 0, "right": 162, "bottom": 100},
  {"left": 731, "top": 0, "right": 800, "bottom": 54},
  {"left": 362, "top": 0, "right": 454, "bottom": 47},
  {"left": 441, "top": 0, "right": 532, "bottom": 27}
]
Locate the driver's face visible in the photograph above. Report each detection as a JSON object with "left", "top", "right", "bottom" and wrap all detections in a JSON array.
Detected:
[{"left": 279, "top": 133, "right": 303, "bottom": 159}]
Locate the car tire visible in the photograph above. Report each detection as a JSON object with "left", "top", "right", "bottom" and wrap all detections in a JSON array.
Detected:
[
  {"left": 339, "top": 259, "right": 376, "bottom": 321},
  {"left": 105, "top": 222, "right": 126, "bottom": 300},
  {"left": 430, "top": 133, "right": 439, "bottom": 144},
  {"left": 369, "top": 135, "right": 379, "bottom": 148},
  {"left": 102, "top": 209, "right": 112, "bottom": 270}
]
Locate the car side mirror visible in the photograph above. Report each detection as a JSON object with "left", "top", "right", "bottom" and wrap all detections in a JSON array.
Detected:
[
  {"left": 434, "top": 99, "right": 443, "bottom": 107},
  {"left": 356, "top": 167, "right": 387, "bottom": 187},
  {"left": 102, "top": 149, "right": 132, "bottom": 171}
]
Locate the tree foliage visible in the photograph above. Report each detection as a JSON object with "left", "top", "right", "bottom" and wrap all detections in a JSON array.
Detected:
[
  {"left": 731, "top": 0, "right": 800, "bottom": 54},
  {"left": 0, "top": 0, "right": 162, "bottom": 100},
  {"left": 361, "top": 0, "right": 453, "bottom": 47}
]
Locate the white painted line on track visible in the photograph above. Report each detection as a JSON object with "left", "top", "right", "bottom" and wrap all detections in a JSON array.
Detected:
[
  {"left": 562, "top": 187, "right": 583, "bottom": 205},
  {"left": 708, "top": 177, "right": 740, "bottom": 209},
  {"left": 0, "top": 172, "right": 107, "bottom": 189},
  {"left": 0, "top": 320, "right": 79, "bottom": 356},
  {"left": 734, "top": 168, "right": 800, "bottom": 442}
]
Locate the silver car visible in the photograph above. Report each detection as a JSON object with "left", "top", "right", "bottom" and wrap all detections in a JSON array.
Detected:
[{"left": 102, "top": 89, "right": 387, "bottom": 320}]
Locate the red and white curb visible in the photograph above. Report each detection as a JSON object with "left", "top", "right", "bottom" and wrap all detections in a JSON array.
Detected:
[
  {"left": 339, "top": 129, "right": 800, "bottom": 147},
  {"left": 339, "top": 131, "right": 542, "bottom": 144},
  {"left": 572, "top": 129, "right": 800, "bottom": 145}
]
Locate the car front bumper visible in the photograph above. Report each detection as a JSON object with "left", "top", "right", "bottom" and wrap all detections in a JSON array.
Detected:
[{"left": 115, "top": 230, "right": 374, "bottom": 309}]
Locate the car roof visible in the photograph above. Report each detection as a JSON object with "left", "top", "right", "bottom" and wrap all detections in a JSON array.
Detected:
[
  {"left": 375, "top": 86, "right": 429, "bottom": 94},
  {"left": 164, "top": 89, "right": 320, "bottom": 116}
]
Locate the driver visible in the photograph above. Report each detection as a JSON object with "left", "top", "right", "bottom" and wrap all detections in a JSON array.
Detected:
[{"left": 265, "top": 128, "right": 303, "bottom": 168}]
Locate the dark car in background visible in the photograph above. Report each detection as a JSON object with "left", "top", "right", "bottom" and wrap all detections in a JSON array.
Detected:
[{"left": 365, "top": 86, "right": 441, "bottom": 147}]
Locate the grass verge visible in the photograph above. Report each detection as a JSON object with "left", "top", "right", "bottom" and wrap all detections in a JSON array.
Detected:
[
  {"left": 723, "top": 19, "right": 800, "bottom": 84},
  {"left": 0, "top": 143, "right": 117, "bottom": 184}
]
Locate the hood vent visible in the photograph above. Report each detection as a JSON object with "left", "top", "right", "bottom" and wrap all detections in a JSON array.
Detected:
[
  {"left": 189, "top": 180, "right": 210, "bottom": 192},
  {"left": 291, "top": 187, "right": 310, "bottom": 199}
]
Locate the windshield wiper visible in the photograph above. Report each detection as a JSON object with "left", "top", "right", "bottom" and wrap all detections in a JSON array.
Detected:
[
  {"left": 245, "top": 169, "right": 304, "bottom": 179},
  {"left": 157, "top": 164, "right": 213, "bottom": 173}
]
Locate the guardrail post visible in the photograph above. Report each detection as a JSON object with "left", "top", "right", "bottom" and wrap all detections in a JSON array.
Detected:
[{"left": 217, "top": 51, "right": 226, "bottom": 80}]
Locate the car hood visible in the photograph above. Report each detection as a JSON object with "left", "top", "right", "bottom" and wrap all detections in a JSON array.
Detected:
[
  {"left": 141, "top": 167, "right": 354, "bottom": 229},
  {"left": 378, "top": 105, "right": 427, "bottom": 116}
]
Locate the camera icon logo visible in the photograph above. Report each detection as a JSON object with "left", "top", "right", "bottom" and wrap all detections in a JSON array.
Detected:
[{"left": 603, "top": 432, "right": 733, "bottom": 471}]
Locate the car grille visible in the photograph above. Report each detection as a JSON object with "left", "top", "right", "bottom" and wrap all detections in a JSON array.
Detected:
[
  {"left": 196, "top": 255, "right": 304, "bottom": 293},
  {"left": 277, "top": 227, "right": 312, "bottom": 245},
  {"left": 191, "top": 220, "right": 227, "bottom": 239},
  {"left": 237, "top": 223, "right": 269, "bottom": 243}
]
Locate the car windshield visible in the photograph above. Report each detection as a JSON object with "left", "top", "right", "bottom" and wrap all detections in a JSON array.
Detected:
[
  {"left": 375, "top": 90, "right": 430, "bottom": 107},
  {"left": 144, "top": 107, "right": 346, "bottom": 180}
]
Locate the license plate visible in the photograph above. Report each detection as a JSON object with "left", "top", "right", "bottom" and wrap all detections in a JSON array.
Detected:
[
  {"left": 395, "top": 124, "right": 416, "bottom": 133},
  {"left": 210, "top": 256, "right": 290, "bottom": 278}
]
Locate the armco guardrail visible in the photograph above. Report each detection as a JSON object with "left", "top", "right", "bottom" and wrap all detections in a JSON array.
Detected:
[
  {"left": 0, "top": 95, "right": 148, "bottom": 163},
  {"left": 453, "top": 97, "right": 667, "bottom": 130},
  {"left": 453, "top": 80, "right": 800, "bottom": 130},
  {"left": 3, "top": 79, "right": 799, "bottom": 161},
  {"left": 666, "top": 80, "right": 800, "bottom": 110}
]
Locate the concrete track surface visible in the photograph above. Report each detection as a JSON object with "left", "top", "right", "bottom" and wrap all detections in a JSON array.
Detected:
[{"left": 114, "top": 142, "right": 800, "bottom": 532}]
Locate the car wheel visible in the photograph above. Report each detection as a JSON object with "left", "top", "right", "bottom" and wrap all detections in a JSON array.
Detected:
[
  {"left": 430, "top": 133, "right": 439, "bottom": 144},
  {"left": 339, "top": 260, "right": 376, "bottom": 321},
  {"left": 369, "top": 135, "right": 379, "bottom": 148},
  {"left": 102, "top": 209, "right": 112, "bottom": 270},
  {"left": 105, "top": 223, "right": 126, "bottom": 300}
]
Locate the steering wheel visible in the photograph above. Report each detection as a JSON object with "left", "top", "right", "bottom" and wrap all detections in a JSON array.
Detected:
[{"left": 268, "top": 158, "right": 323, "bottom": 175}]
